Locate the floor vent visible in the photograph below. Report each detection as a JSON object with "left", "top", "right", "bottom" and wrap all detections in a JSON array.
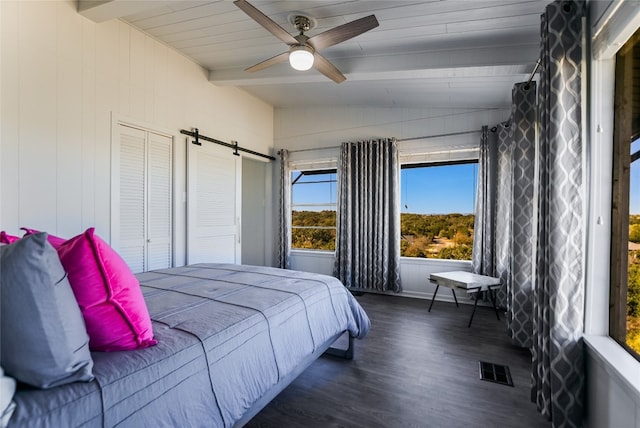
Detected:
[{"left": 478, "top": 361, "right": 514, "bottom": 387}]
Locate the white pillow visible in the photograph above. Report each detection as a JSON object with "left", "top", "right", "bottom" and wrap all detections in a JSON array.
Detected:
[{"left": 0, "top": 366, "right": 16, "bottom": 428}]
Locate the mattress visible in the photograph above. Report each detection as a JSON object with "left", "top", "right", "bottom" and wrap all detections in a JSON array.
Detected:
[{"left": 9, "top": 263, "right": 370, "bottom": 427}]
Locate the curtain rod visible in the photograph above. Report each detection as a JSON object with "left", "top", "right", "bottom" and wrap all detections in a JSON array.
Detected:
[
  {"left": 526, "top": 57, "right": 541, "bottom": 86},
  {"left": 280, "top": 146, "right": 338, "bottom": 154},
  {"left": 396, "top": 129, "right": 481, "bottom": 142},
  {"left": 399, "top": 147, "right": 479, "bottom": 157},
  {"left": 284, "top": 129, "right": 482, "bottom": 154},
  {"left": 180, "top": 129, "right": 275, "bottom": 161}
]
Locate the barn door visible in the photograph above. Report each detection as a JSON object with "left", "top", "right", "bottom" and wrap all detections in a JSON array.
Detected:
[{"left": 187, "top": 140, "right": 241, "bottom": 264}]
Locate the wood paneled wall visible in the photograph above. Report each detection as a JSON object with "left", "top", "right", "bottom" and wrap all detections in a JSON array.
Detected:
[
  {"left": 0, "top": 0, "right": 274, "bottom": 266},
  {"left": 274, "top": 105, "right": 508, "bottom": 151}
]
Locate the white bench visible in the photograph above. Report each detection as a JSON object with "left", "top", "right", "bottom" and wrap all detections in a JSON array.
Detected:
[{"left": 428, "top": 271, "right": 502, "bottom": 327}]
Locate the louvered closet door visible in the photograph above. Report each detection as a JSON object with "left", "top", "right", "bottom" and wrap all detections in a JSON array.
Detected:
[
  {"left": 118, "top": 126, "right": 147, "bottom": 273},
  {"left": 187, "top": 140, "right": 241, "bottom": 264},
  {"left": 115, "top": 124, "right": 173, "bottom": 273},
  {"left": 146, "top": 132, "right": 173, "bottom": 271}
]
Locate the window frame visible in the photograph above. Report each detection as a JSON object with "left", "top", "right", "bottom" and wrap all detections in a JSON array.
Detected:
[
  {"left": 290, "top": 168, "right": 338, "bottom": 252},
  {"left": 399, "top": 158, "right": 478, "bottom": 261},
  {"left": 609, "top": 28, "right": 640, "bottom": 361}
]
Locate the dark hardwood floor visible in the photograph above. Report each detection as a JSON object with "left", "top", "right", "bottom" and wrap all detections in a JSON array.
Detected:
[{"left": 246, "top": 293, "right": 551, "bottom": 428}]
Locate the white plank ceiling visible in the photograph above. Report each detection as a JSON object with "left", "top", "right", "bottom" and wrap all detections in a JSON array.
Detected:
[{"left": 80, "top": 0, "right": 549, "bottom": 109}]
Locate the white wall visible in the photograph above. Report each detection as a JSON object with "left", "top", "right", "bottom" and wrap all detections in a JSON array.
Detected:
[
  {"left": 274, "top": 105, "right": 508, "bottom": 298},
  {"left": 242, "top": 157, "right": 270, "bottom": 266},
  {"left": 0, "top": 0, "right": 274, "bottom": 267},
  {"left": 288, "top": 251, "right": 473, "bottom": 302},
  {"left": 584, "top": 1, "right": 640, "bottom": 426},
  {"left": 275, "top": 106, "right": 507, "bottom": 150},
  {"left": 288, "top": 251, "right": 474, "bottom": 304}
]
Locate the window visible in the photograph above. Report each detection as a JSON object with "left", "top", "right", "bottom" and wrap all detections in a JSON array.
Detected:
[
  {"left": 629, "top": 139, "right": 640, "bottom": 353},
  {"left": 610, "top": 28, "right": 640, "bottom": 359},
  {"left": 291, "top": 169, "right": 337, "bottom": 251},
  {"left": 400, "top": 161, "right": 477, "bottom": 260}
]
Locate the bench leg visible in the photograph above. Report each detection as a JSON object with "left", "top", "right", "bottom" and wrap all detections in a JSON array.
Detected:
[
  {"left": 428, "top": 284, "right": 439, "bottom": 312},
  {"left": 468, "top": 290, "right": 481, "bottom": 328},
  {"left": 451, "top": 288, "right": 459, "bottom": 307},
  {"left": 488, "top": 288, "right": 501, "bottom": 320}
]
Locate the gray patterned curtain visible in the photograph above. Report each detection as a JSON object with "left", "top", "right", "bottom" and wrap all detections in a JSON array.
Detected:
[
  {"left": 471, "top": 126, "right": 497, "bottom": 277},
  {"left": 333, "top": 139, "right": 402, "bottom": 292},
  {"left": 506, "top": 82, "right": 536, "bottom": 348},
  {"left": 531, "top": 1, "right": 585, "bottom": 426},
  {"left": 493, "top": 121, "right": 513, "bottom": 307},
  {"left": 472, "top": 83, "right": 536, "bottom": 350},
  {"left": 493, "top": 84, "right": 538, "bottom": 343},
  {"left": 276, "top": 149, "right": 291, "bottom": 269}
]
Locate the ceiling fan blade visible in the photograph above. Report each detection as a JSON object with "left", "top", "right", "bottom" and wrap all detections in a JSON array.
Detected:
[
  {"left": 308, "top": 15, "right": 379, "bottom": 51},
  {"left": 233, "top": 0, "right": 297, "bottom": 46},
  {"left": 313, "top": 53, "right": 346, "bottom": 84},
  {"left": 245, "top": 51, "right": 289, "bottom": 73}
]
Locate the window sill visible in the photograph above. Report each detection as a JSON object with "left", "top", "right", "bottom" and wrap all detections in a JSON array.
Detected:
[
  {"left": 583, "top": 334, "right": 640, "bottom": 405},
  {"left": 290, "top": 249, "right": 335, "bottom": 256},
  {"left": 399, "top": 256, "right": 472, "bottom": 266}
]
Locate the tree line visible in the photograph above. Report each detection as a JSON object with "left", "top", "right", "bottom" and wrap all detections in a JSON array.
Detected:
[
  {"left": 291, "top": 210, "right": 474, "bottom": 260},
  {"left": 400, "top": 213, "right": 474, "bottom": 259},
  {"left": 291, "top": 210, "right": 336, "bottom": 251}
]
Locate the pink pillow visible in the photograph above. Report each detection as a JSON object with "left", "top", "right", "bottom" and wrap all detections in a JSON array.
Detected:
[
  {"left": 20, "top": 227, "right": 67, "bottom": 248},
  {"left": 0, "top": 231, "right": 20, "bottom": 244},
  {"left": 57, "top": 228, "right": 157, "bottom": 352}
]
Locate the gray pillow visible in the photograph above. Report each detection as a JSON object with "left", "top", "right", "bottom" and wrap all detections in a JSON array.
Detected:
[{"left": 0, "top": 232, "right": 94, "bottom": 388}]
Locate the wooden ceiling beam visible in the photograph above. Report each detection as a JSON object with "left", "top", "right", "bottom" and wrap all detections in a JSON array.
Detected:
[
  {"left": 78, "top": 0, "right": 164, "bottom": 23},
  {"left": 209, "top": 44, "right": 539, "bottom": 86}
]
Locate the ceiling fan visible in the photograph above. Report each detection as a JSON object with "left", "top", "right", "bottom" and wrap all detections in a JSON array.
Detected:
[{"left": 233, "top": 0, "right": 379, "bottom": 83}]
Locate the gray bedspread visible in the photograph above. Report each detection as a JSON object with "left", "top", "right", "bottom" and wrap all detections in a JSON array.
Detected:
[{"left": 9, "top": 263, "right": 370, "bottom": 427}]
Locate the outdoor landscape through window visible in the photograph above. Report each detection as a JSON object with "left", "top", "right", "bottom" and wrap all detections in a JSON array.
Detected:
[
  {"left": 400, "top": 162, "right": 477, "bottom": 260},
  {"left": 290, "top": 163, "right": 478, "bottom": 261},
  {"left": 291, "top": 170, "right": 336, "bottom": 251},
  {"left": 627, "top": 138, "right": 639, "bottom": 354}
]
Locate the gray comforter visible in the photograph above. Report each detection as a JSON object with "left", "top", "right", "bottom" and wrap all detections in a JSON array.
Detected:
[{"left": 9, "top": 264, "right": 370, "bottom": 427}]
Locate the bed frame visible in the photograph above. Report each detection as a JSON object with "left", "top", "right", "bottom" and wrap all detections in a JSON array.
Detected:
[{"left": 234, "top": 333, "right": 355, "bottom": 427}]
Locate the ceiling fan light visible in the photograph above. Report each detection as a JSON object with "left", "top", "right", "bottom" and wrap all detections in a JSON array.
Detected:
[{"left": 289, "top": 46, "right": 314, "bottom": 71}]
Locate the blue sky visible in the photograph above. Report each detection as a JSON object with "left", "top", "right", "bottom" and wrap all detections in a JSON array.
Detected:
[
  {"left": 292, "top": 157, "right": 637, "bottom": 216},
  {"left": 291, "top": 172, "right": 337, "bottom": 211},
  {"left": 291, "top": 164, "right": 477, "bottom": 215},
  {"left": 401, "top": 164, "right": 477, "bottom": 214}
]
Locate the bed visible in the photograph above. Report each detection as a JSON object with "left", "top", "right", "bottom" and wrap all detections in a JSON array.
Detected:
[{"left": 7, "top": 263, "right": 370, "bottom": 427}]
